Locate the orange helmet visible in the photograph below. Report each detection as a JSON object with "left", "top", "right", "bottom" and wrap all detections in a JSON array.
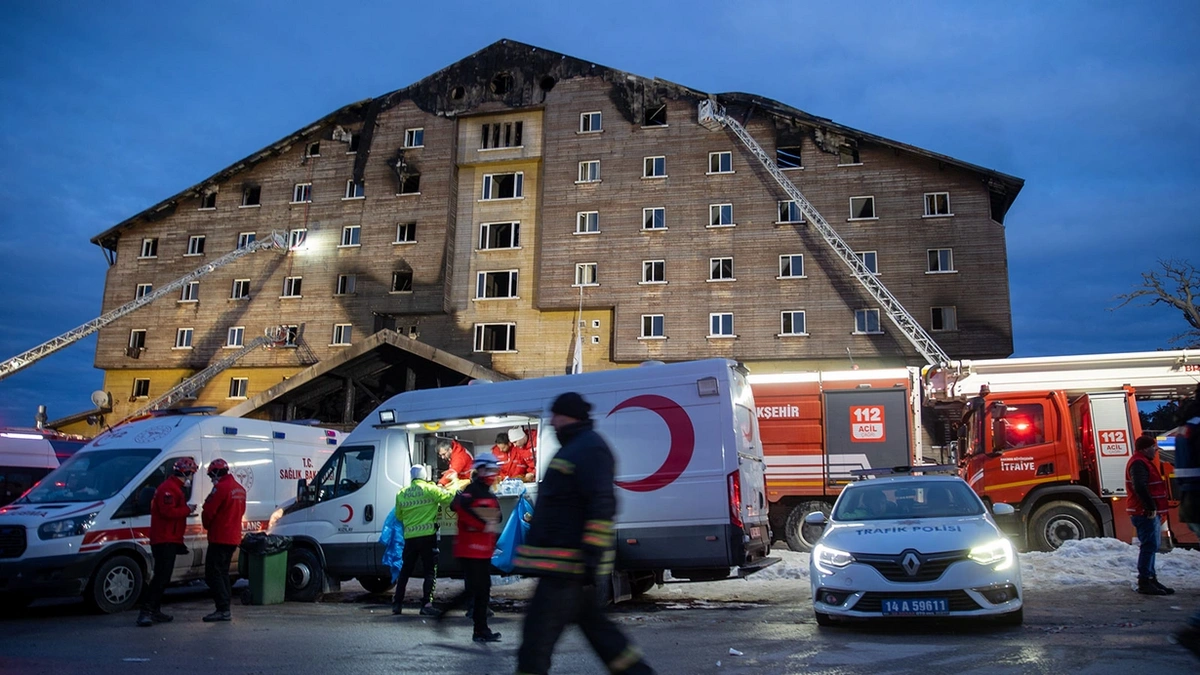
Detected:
[
  {"left": 173, "top": 457, "right": 199, "bottom": 475},
  {"left": 207, "top": 458, "right": 230, "bottom": 478}
]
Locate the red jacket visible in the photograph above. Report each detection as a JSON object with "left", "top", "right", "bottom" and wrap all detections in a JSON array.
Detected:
[
  {"left": 149, "top": 476, "right": 191, "bottom": 545},
  {"left": 1125, "top": 453, "right": 1169, "bottom": 516},
  {"left": 450, "top": 479, "right": 501, "bottom": 559},
  {"left": 439, "top": 442, "right": 474, "bottom": 486},
  {"left": 202, "top": 474, "right": 247, "bottom": 546},
  {"left": 497, "top": 444, "right": 535, "bottom": 481}
]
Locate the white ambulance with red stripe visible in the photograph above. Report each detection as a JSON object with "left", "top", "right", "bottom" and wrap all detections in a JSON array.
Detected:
[{"left": 0, "top": 410, "right": 340, "bottom": 613}]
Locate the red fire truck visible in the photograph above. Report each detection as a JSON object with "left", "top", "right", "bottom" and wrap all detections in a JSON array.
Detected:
[
  {"left": 750, "top": 368, "right": 932, "bottom": 551},
  {"left": 924, "top": 349, "right": 1200, "bottom": 551}
]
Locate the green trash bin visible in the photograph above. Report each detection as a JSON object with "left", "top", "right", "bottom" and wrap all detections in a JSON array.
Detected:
[{"left": 242, "top": 549, "right": 287, "bottom": 605}]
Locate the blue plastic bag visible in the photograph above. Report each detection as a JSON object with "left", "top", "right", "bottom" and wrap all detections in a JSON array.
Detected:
[
  {"left": 492, "top": 493, "right": 533, "bottom": 573},
  {"left": 379, "top": 508, "right": 406, "bottom": 583}
]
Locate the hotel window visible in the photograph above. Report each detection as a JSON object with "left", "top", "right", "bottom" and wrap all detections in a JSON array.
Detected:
[
  {"left": 479, "top": 221, "right": 519, "bottom": 250},
  {"left": 476, "top": 270, "right": 518, "bottom": 299},
  {"left": 288, "top": 228, "right": 307, "bottom": 250},
  {"left": 482, "top": 172, "right": 523, "bottom": 200},
  {"left": 579, "top": 111, "right": 602, "bottom": 132},
  {"left": 925, "top": 192, "right": 952, "bottom": 217},
  {"left": 340, "top": 225, "right": 361, "bottom": 247},
  {"left": 129, "top": 329, "right": 147, "bottom": 350},
  {"left": 283, "top": 325, "right": 299, "bottom": 347},
  {"left": 850, "top": 196, "right": 876, "bottom": 220},
  {"left": 931, "top": 306, "right": 958, "bottom": 332},
  {"left": 780, "top": 311, "right": 807, "bottom": 336},
  {"left": 474, "top": 323, "right": 516, "bottom": 352},
  {"left": 857, "top": 251, "right": 879, "bottom": 274},
  {"left": 135, "top": 283, "right": 153, "bottom": 299},
  {"left": 179, "top": 281, "right": 199, "bottom": 302},
  {"left": 404, "top": 128, "right": 424, "bottom": 148},
  {"left": 641, "top": 260, "right": 665, "bottom": 284},
  {"left": 174, "top": 328, "right": 194, "bottom": 349},
  {"left": 237, "top": 232, "right": 256, "bottom": 249},
  {"left": 709, "top": 203, "right": 734, "bottom": 227},
  {"left": 644, "top": 104, "right": 667, "bottom": 126},
  {"left": 292, "top": 183, "right": 312, "bottom": 204},
  {"left": 231, "top": 279, "right": 250, "bottom": 299},
  {"left": 778, "top": 200, "right": 803, "bottom": 224},
  {"left": 641, "top": 314, "right": 664, "bottom": 339},
  {"left": 399, "top": 173, "right": 421, "bottom": 194},
  {"left": 199, "top": 192, "right": 217, "bottom": 209},
  {"left": 575, "top": 211, "right": 599, "bottom": 234},
  {"left": 241, "top": 185, "right": 261, "bottom": 207},
  {"left": 709, "top": 257, "right": 734, "bottom": 281},
  {"left": 391, "top": 271, "right": 413, "bottom": 293},
  {"left": 708, "top": 151, "right": 733, "bottom": 174},
  {"left": 226, "top": 326, "right": 244, "bottom": 348},
  {"left": 283, "top": 276, "right": 303, "bottom": 298},
  {"left": 347, "top": 132, "right": 360, "bottom": 153},
  {"left": 838, "top": 145, "right": 861, "bottom": 165},
  {"left": 140, "top": 238, "right": 158, "bottom": 259},
  {"left": 332, "top": 324, "right": 352, "bottom": 346},
  {"left": 228, "top": 377, "right": 248, "bottom": 399},
  {"left": 855, "top": 309, "right": 883, "bottom": 334},
  {"left": 578, "top": 160, "right": 600, "bottom": 183},
  {"left": 132, "top": 378, "right": 151, "bottom": 399},
  {"left": 480, "top": 121, "right": 523, "bottom": 149},
  {"left": 642, "top": 207, "right": 665, "bottom": 230},
  {"left": 928, "top": 248, "right": 955, "bottom": 273},
  {"left": 335, "top": 274, "right": 356, "bottom": 295},
  {"left": 779, "top": 254, "right": 805, "bottom": 279},
  {"left": 777, "top": 146, "right": 802, "bottom": 169},
  {"left": 185, "top": 235, "right": 205, "bottom": 256},
  {"left": 343, "top": 180, "right": 364, "bottom": 200},
  {"left": 643, "top": 156, "right": 666, "bottom": 178},
  {"left": 574, "top": 263, "right": 598, "bottom": 287},
  {"left": 709, "top": 313, "right": 734, "bottom": 337},
  {"left": 305, "top": 141, "right": 320, "bottom": 157},
  {"left": 395, "top": 222, "right": 416, "bottom": 244}
]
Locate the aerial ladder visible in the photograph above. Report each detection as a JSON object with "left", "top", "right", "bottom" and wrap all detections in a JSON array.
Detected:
[
  {"left": 698, "top": 100, "right": 951, "bottom": 368},
  {"left": 0, "top": 232, "right": 288, "bottom": 381}
]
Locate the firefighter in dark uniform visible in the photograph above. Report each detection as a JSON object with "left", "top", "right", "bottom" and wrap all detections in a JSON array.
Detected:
[
  {"left": 514, "top": 392, "right": 654, "bottom": 675},
  {"left": 1172, "top": 385, "right": 1200, "bottom": 657}
]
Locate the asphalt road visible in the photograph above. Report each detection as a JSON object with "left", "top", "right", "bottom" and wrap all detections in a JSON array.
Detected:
[{"left": 1, "top": 578, "right": 1197, "bottom": 674}]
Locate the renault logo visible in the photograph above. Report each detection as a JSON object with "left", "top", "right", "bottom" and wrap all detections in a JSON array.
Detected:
[{"left": 901, "top": 552, "right": 922, "bottom": 576}]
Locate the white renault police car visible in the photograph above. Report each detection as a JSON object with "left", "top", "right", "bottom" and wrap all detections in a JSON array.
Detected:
[{"left": 806, "top": 467, "right": 1023, "bottom": 626}]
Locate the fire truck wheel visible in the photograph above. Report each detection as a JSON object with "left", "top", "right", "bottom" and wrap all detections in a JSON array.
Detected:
[
  {"left": 357, "top": 575, "right": 395, "bottom": 594},
  {"left": 1029, "top": 501, "right": 1098, "bottom": 552},
  {"left": 286, "top": 548, "right": 325, "bottom": 602},
  {"left": 785, "top": 501, "right": 831, "bottom": 552},
  {"left": 87, "top": 554, "right": 143, "bottom": 614}
]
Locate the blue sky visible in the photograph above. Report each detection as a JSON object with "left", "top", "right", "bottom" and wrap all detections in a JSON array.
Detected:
[{"left": 1, "top": 1, "right": 1197, "bottom": 426}]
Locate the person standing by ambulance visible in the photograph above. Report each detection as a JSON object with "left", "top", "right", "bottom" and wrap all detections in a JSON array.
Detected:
[
  {"left": 393, "top": 465, "right": 454, "bottom": 615},
  {"left": 514, "top": 392, "right": 654, "bottom": 675},
  {"left": 438, "top": 453, "right": 503, "bottom": 642},
  {"left": 1126, "top": 435, "right": 1174, "bottom": 596},
  {"left": 201, "top": 458, "right": 246, "bottom": 622},
  {"left": 136, "top": 457, "right": 197, "bottom": 627}
]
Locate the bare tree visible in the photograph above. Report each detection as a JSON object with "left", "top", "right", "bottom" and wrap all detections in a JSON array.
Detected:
[{"left": 1113, "top": 258, "right": 1200, "bottom": 347}]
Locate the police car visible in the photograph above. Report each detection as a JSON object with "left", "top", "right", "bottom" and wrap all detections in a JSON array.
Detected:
[{"left": 806, "top": 466, "right": 1023, "bottom": 626}]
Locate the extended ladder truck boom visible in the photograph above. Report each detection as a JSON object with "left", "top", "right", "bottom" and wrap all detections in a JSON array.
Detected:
[
  {"left": 0, "top": 232, "right": 288, "bottom": 382},
  {"left": 127, "top": 333, "right": 280, "bottom": 419},
  {"left": 698, "top": 100, "right": 951, "bottom": 367}
]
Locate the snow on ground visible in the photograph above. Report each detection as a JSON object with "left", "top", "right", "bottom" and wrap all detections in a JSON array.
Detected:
[{"left": 1021, "top": 538, "right": 1200, "bottom": 589}]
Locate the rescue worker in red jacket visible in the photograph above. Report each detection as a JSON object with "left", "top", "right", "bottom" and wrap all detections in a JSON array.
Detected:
[
  {"left": 437, "top": 438, "right": 474, "bottom": 486},
  {"left": 1126, "top": 435, "right": 1174, "bottom": 596},
  {"left": 201, "top": 458, "right": 247, "bottom": 621},
  {"left": 503, "top": 427, "right": 536, "bottom": 482},
  {"left": 136, "top": 457, "right": 197, "bottom": 627},
  {"left": 438, "top": 453, "right": 503, "bottom": 642}
]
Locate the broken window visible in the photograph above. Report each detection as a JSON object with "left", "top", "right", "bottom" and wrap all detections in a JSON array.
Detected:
[
  {"left": 482, "top": 172, "right": 523, "bottom": 199},
  {"left": 129, "top": 329, "right": 147, "bottom": 350},
  {"left": 284, "top": 325, "right": 300, "bottom": 347},
  {"left": 475, "top": 270, "right": 518, "bottom": 299},
  {"left": 241, "top": 185, "right": 261, "bottom": 207},
  {"left": 925, "top": 192, "right": 951, "bottom": 216},
  {"left": 777, "top": 146, "right": 803, "bottom": 169},
  {"left": 709, "top": 257, "right": 734, "bottom": 281},
  {"left": 490, "top": 73, "right": 513, "bottom": 95},
  {"left": 931, "top": 306, "right": 958, "bottom": 332},
  {"left": 306, "top": 141, "right": 320, "bottom": 157},
  {"left": 643, "top": 207, "right": 665, "bottom": 230},
  {"left": 200, "top": 192, "right": 217, "bottom": 209},
  {"left": 574, "top": 263, "right": 598, "bottom": 287},
  {"left": 850, "top": 196, "right": 876, "bottom": 220},
  {"left": 474, "top": 323, "right": 516, "bottom": 352},
  {"left": 479, "top": 221, "right": 519, "bottom": 249},
  {"left": 399, "top": 173, "right": 421, "bottom": 194},
  {"left": 838, "top": 145, "right": 860, "bottom": 165},
  {"left": 480, "top": 121, "right": 523, "bottom": 149},
  {"left": 347, "top": 133, "right": 360, "bottom": 153},
  {"left": 576, "top": 211, "right": 599, "bottom": 234},
  {"left": 391, "top": 271, "right": 413, "bottom": 293},
  {"left": 644, "top": 103, "right": 667, "bottom": 126},
  {"left": 186, "top": 235, "right": 205, "bottom": 256},
  {"left": 140, "top": 238, "right": 158, "bottom": 258},
  {"left": 708, "top": 151, "right": 733, "bottom": 174},
  {"left": 404, "top": 128, "right": 424, "bottom": 148},
  {"left": 394, "top": 222, "right": 416, "bottom": 243}
]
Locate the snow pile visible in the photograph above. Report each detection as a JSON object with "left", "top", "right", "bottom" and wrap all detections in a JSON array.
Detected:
[
  {"left": 1020, "top": 538, "right": 1200, "bottom": 588},
  {"left": 746, "top": 549, "right": 810, "bottom": 582}
]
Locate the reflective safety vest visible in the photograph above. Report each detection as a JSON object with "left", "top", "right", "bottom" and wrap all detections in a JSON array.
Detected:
[{"left": 1125, "top": 453, "right": 1169, "bottom": 516}]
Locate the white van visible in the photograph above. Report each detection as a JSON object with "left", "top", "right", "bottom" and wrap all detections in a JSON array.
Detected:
[
  {"left": 0, "top": 411, "right": 340, "bottom": 613},
  {"left": 0, "top": 429, "right": 87, "bottom": 506},
  {"left": 272, "top": 359, "right": 775, "bottom": 602}
]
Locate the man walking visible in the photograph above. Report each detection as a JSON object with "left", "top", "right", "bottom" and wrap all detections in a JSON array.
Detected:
[
  {"left": 1125, "top": 435, "right": 1174, "bottom": 596},
  {"left": 439, "top": 453, "right": 503, "bottom": 642},
  {"left": 136, "top": 457, "right": 197, "bottom": 627},
  {"left": 514, "top": 392, "right": 654, "bottom": 675},
  {"left": 201, "top": 458, "right": 246, "bottom": 622},
  {"left": 393, "top": 465, "right": 453, "bottom": 615}
]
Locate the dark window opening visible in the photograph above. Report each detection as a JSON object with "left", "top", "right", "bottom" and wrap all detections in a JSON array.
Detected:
[
  {"left": 450, "top": 86, "right": 465, "bottom": 100},
  {"left": 481, "top": 121, "right": 523, "bottom": 149},
  {"left": 644, "top": 104, "right": 667, "bottom": 126},
  {"left": 348, "top": 133, "right": 360, "bottom": 153},
  {"left": 838, "top": 145, "right": 860, "bottom": 165},
  {"left": 392, "top": 271, "right": 413, "bottom": 293},
  {"left": 539, "top": 76, "right": 556, "bottom": 91},
  {"left": 200, "top": 192, "right": 217, "bottom": 209},
  {"left": 491, "top": 73, "right": 513, "bottom": 95},
  {"left": 777, "top": 146, "right": 803, "bottom": 169},
  {"left": 475, "top": 324, "right": 515, "bottom": 352},
  {"left": 242, "top": 185, "right": 261, "bottom": 206},
  {"left": 400, "top": 174, "right": 421, "bottom": 194}
]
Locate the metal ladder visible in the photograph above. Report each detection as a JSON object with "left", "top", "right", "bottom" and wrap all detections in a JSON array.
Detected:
[
  {"left": 0, "top": 232, "right": 288, "bottom": 381},
  {"left": 128, "top": 333, "right": 279, "bottom": 417},
  {"left": 698, "top": 100, "right": 950, "bottom": 367}
]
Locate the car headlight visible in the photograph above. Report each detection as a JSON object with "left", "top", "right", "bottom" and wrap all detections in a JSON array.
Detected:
[
  {"left": 38, "top": 511, "right": 99, "bottom": 540},
  {"left": 968, "top": 538, "right": 1015, "bottom": 571},
  {"left": 813, "top": 544, "right": 855, "bottom": 574}
]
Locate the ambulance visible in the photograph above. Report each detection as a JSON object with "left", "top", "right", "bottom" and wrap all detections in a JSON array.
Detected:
[
  {"left": 0, "top": 429, "right": 87, "bottom": 506},
  {"left": 270, "top": 359, "right": 776, "bottom": 602},
  {"left": 0, "top": 410, "right": 340, "bottom": 613}
]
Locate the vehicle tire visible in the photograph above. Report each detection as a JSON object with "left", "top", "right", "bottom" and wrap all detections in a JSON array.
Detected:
[
  {"left": 630, "top": 574, "right": 656, "bottom": 599},
  {"left": 357, "top": 575, "right": 395, "bottom": 595},
  {"left": 86, "top": 554, "right": 143, "bottom": 614},
  {"left": 784, "top": 501, "right": 831, "bottom": 553},
  {"left": 814, "top": 611, "right": 835, "bottom": 627},
  {"left": 1028, "top": 501, "right": 1098, "bottom": 552},
  {"left": 286, "top": 547, "right": 325, "bottom": 602},
  {"left": 996, "top": 607, "right": 1023, "bottom": 626}
]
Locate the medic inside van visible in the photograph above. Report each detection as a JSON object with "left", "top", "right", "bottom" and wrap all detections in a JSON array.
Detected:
[{"left": 14, "top": 447, "right": 160, "bottom": 504}]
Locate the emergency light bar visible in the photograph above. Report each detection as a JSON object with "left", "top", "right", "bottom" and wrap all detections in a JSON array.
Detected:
[{"left": 850, "top": 464, "right": 960, "bottom": 479}]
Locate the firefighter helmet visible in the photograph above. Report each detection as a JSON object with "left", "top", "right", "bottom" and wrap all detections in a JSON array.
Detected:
[{"left": 173, "top": 457, "right": 199, "bottom": 475}]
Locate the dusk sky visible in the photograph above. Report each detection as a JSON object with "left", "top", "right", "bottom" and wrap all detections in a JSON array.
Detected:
[{"left": 1, "top": 2, "right": 1197, "bottom": 426}]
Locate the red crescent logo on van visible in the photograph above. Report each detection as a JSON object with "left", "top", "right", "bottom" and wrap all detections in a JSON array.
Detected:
[
  {"left": 610, "top": 394, "right": 694, "bottom": 492},
  {"left": 340, "top": 504, "right": 354, "bottom": 523}
]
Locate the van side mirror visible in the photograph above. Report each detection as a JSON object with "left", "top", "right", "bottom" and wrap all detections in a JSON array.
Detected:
[{"left": 296, "top": 479, "right": 309, "bottom": 504}]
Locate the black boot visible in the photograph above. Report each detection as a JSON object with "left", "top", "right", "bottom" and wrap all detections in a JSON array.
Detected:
[
  {"left": 135, "top": 610, "right": 154, "bottom": 627},
  {"left": 152, "top": 611, "right": 174, "bottom": 623},
  {"left": 1137, "top": 577, "right": 1169, "bottom": 595},
  {"left": 1150, "top": 577, "right": 1176, "bottom": 595},
  {"left": 472, "top": 629, "right": 501, "bottom": 643}
]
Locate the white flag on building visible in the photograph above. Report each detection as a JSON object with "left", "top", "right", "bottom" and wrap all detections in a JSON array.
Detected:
[{"left": 570, "top": 330, "right": 583, "bottom": 374}]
